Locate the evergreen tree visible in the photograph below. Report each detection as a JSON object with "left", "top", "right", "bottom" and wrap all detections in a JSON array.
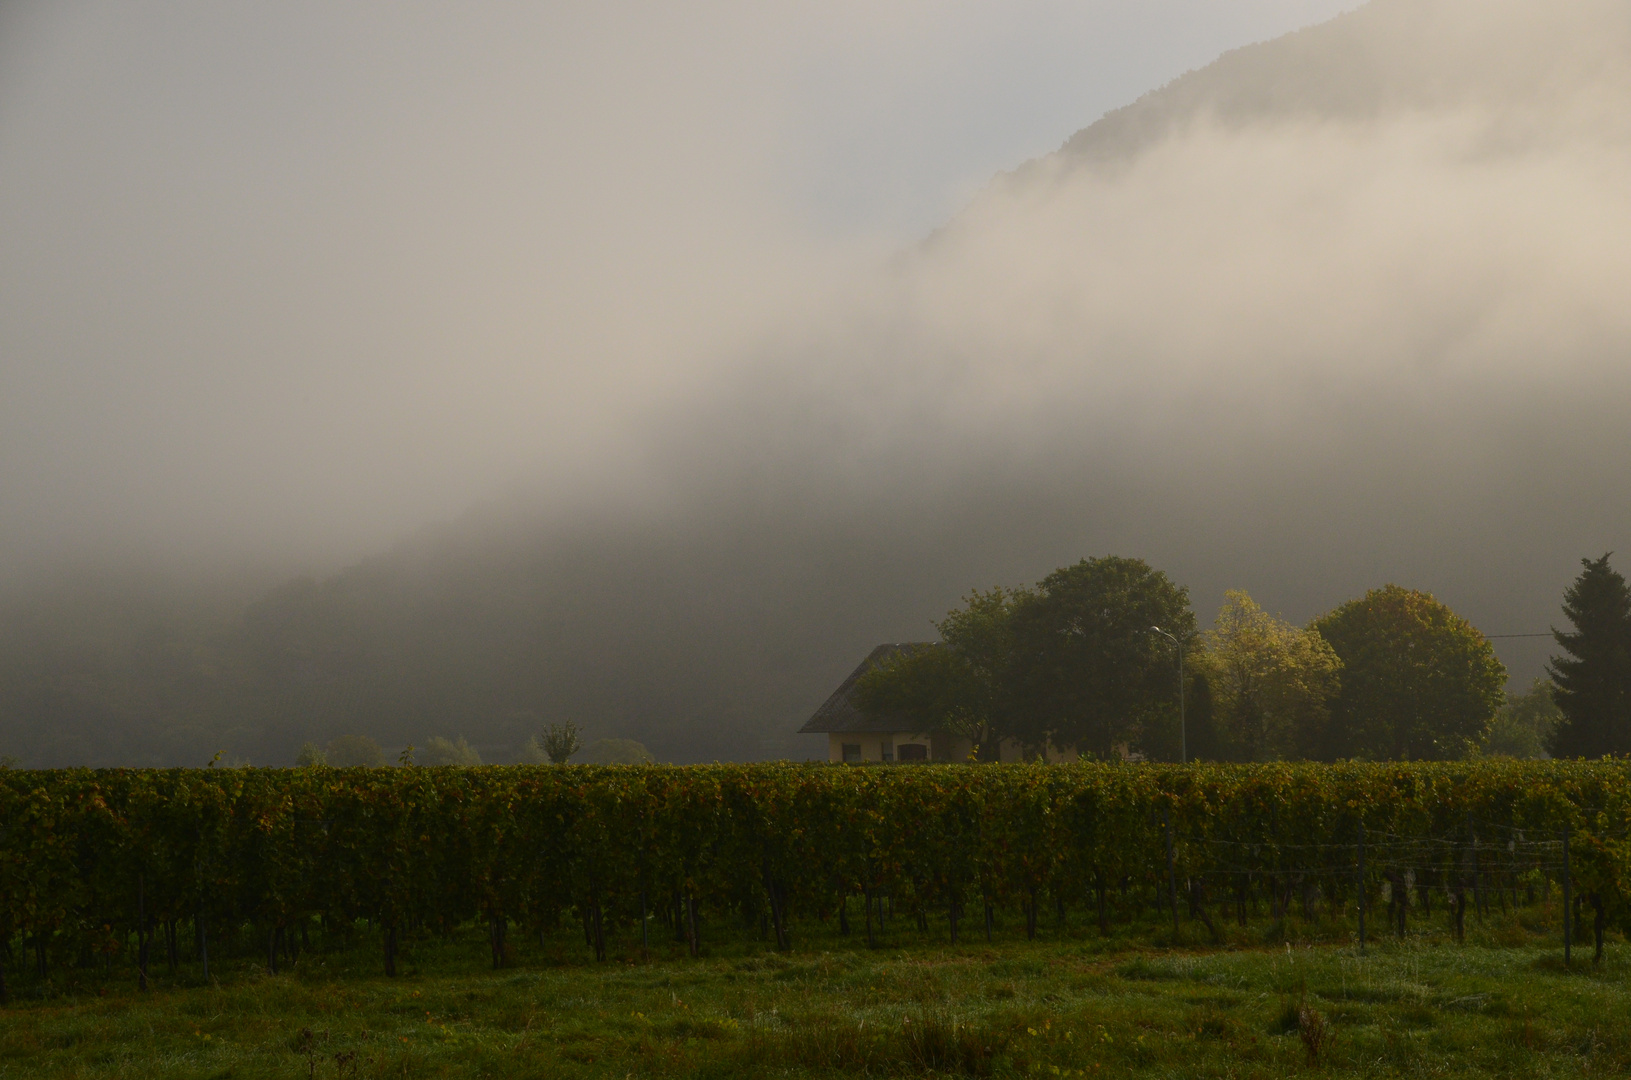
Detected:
[{"left": 1547, "top": 554, "right": 1631, "bottom": 758}]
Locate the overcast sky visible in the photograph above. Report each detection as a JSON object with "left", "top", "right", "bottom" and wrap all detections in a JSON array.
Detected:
[{"left": 0, "top": 1, "right": 1360, "bottom": 576}]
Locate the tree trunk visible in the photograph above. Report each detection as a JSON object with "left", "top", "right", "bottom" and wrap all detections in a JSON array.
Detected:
[
  {"left": 491, "top": 913, "right": 510, "bottom": 968},
  {"left": 137, "top": 875, "right": 149, "bottom": 991},
  {"left": 1592, "top": 893, "right": 1606, "bottom": 964},
  {"left": 1190, "top": 879, "right": 1222, "bottom": 944}
]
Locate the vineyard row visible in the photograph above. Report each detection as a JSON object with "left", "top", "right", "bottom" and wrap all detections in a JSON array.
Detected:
[{"left": 2, "top": 760, "right": 1628, "bottom": 994}]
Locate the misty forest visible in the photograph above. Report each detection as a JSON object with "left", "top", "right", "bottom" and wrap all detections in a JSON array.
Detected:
[{"left": 9, "top": 0, "right": 1631, "bottom": 1077}]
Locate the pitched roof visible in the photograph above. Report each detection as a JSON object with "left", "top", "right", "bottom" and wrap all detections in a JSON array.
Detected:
[{"left": 798, "top": 642, "right": 939, "bottom": 734}]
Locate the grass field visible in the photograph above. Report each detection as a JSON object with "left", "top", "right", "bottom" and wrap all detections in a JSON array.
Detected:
[{"left": 3, "top": 899, "right": 1626, "bottom": 1078}]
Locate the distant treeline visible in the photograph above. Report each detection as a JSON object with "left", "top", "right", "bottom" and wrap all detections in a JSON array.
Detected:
[
  {"left": 1, "top": 544, "right": 1624, "bottom": 769},
  {"left": 4, "top": 760, "right": 1631, "bottom": 990},
  {"left": 858, "top": 554, "right": 1631, "bottom": 764}
]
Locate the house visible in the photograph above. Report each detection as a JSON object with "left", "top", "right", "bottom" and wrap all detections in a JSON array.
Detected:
[{"left": 798, "top": 643, "right": 1079, "bottom": 764}]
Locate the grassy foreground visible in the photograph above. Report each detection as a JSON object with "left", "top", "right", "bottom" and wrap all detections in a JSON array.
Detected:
[{"left": 3, "top": 906, "right": 1626, "bottom": 1078}]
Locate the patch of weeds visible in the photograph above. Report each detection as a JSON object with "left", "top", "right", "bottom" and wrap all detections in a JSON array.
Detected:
[
  {"left": 1297, "top": 1002, "right": 1332, "bottom": 1066},
  {"left": 1182, "top": 991, "right": 1244, "bottom": 1009},
  {"left": 1313, "top": 982, "right": 1409, "bottom": 1003},
  {"left": 1116, "top": 956, "right": 1190, "bottom": 981},
  {"left": 902, "top": 1009, "right": 1013, "bottom": 1075},
  {"left": 987, "top": 957, "right": 1047, "bottom": 979},
  {"left": 1191, "top": 1004, "right": 1244, "bottom": 1041},
  {"left": 732, "top": 951, "right": 804, "bottom": 975},
  {"left": 770, "top": 961, "right": 823, "bottom": 983},
  {"left": 658, "top": 1015, "right": 740, "bottom": 1040},
  {"left": 1396, "top": 1002, "right": 1438, "bottom": 1029},
  {"left": 731, "top": 1008, "right": 1015, "bottom": 1077},
  {"left": 1438, "top": 991, "right": 1498, "bottom": 1013}
]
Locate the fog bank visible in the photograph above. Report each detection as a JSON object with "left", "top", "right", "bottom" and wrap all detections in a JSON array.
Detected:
[{"left": 3, "top": 0, "right": 1629, "bottom": 763}]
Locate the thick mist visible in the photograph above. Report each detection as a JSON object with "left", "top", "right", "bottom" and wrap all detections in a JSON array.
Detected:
[
  {"left": 630, "top": 0, "right": 1631, "bottom": 681},
  {"left": 0, "top": 0, "right": 1357, "bottom": 577},
  {"left": 3, "top": 0, "right": 1628, "bottom": 764}
]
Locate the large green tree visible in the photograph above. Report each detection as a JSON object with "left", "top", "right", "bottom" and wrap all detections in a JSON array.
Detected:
[
  {"left": 1007, "top": 556, "right": 1195, "bottom": 760},
  {"left": 1548, "top": 554, "right": 1631, "bottom": 758},
  {"left": 856, "top": 587, "right": 1028, "bottom": 760},
  {"left": 1311, "top": 585, "right": 1505, "bottom": 761}
]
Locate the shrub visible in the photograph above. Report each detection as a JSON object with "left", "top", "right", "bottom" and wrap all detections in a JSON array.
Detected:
[
  {"left": 420, "top": 736, "right": 483, "bottom": 766},
  {"left": 325, "top": 734, "right": 385, "bottom": 767},
  {"left": 541, "top": 721, "right": 582, "bottom": 764}
]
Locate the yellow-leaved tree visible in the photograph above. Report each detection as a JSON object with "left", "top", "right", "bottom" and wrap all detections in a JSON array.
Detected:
[{"left": 1192, "top": 590, "right": 1340, "bottom": 761}]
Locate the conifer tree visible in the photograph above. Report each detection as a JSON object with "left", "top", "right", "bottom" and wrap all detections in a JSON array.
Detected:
[{"left": 1547, "top": 554, "right": 1631, "bottom": 757}]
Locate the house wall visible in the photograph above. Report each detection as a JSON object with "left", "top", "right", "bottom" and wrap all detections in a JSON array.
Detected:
[
  {"left": 826, "top": 731, "right": 939, "bottom": 763},
  {"left": 827, "top": 733, "right": 1079, "bottom": 764}
]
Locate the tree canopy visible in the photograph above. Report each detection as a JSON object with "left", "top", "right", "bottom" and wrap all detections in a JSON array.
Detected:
[
  {"left": 1190, "top": 590, "right": 1340, "bottom": 761},
  {"left": 856, "top": 557, "right": 1194, "bottom": 760},
  {"left": 324, "top": 734, "right": 385, "bottom": 767},
  {"left": 1484, "top": 677, "right": 1560, "bottom": 759},
  {"left": 1548, "top": 553, "right": 1631, "bottom": 758},
  {"left": 855, "top": 587, "right": 1027, "bottom": 761},
  {"left": 856, "top": 568, "right": 1518, "bottom": 764},
  {"left": 1311, "top": 585, "right": 1504, "bottom": 761},
  {"left": 1006, "top": 557, "right": 1195, "bottom": 759},
  {"left": 420, "top": 736, "right": 483, "bottom": 766}
]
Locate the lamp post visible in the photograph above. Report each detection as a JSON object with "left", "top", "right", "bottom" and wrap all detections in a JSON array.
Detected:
[{"left": 1150, "top": 626, "right": 1186, "bottom": 764}]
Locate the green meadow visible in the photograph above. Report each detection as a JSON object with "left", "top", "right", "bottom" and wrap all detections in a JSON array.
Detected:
[{"left": 4, "top": 898, "right": 1626, "bottom": 1078}]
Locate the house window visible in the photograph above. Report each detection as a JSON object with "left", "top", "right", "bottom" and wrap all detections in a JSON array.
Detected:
[
  {"left": 841, "top": 743, "right": 862, "bottom": 763},
  {"left": 881, "top": 738, "right": 894, "bottom": 762},
  {"left": 897, "top": 743, "right": 928, "bottom": 762}
]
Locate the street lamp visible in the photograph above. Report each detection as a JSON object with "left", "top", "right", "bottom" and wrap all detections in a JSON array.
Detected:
[{"left": 1150, "top": 626, "right": 1186, "bottom": 764}]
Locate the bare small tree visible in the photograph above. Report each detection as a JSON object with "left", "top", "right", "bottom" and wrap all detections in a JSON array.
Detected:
[{"left": 542, "top": 721, "right": 582, "bottom": 764}]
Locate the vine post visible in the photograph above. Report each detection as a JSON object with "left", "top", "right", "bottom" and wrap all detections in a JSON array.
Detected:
[
  {"left": 1162, "top": 807, "right": 1178, "bottom": 938},
  {"left": 137, "top": 873, "right": 148, "bottom": 992},
  {"left": 1357, "top": 821, "right": 1366, "bottom": 955},
  {"left": 1562, "top": 825, "right": 1571, "bottom": 967}
]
